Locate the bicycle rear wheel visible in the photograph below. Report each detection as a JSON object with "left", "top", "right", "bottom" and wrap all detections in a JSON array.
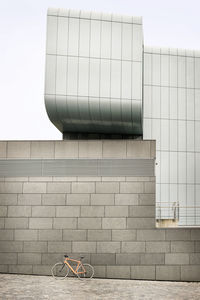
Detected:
[
  {"left": 51, "top": 262, "right": 69, "bottom": 280},
  {"left": 77, "top": 263, "right": 94, "bottom": 280}
]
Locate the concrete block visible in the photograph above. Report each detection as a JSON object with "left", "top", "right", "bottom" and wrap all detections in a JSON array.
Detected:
[
  {"left": 96, "top": 182, "right": 119, "bottom": 194},
  {"left": 150, "top": 141, "right": 156, "bottom": 158},
  {"left": 171, "top": 241, "right": 194, "bottom": 253},
  {"left": 0, "top": 218, "right": 4, "bottom": 229},
  {"left": 79, "top": 141, "right": 102, "bottom": 158},
  {"left": 105, "top": 206, "right": 128, "bottom": 217},
  {"left": 112, "top": 230, "right": 136, "bottom": 241},
  {"left": 102, "top": 177, "right": 125, "bottom": 182},
  {"left": 0, "top": 206, "right": 7, "bottom": 217},
  {"left": 137, "top": 229, "right": 165, "bottom": 241},
  {"left": 78, "top": 218, "right": 101, "bottom": 229},
  {"left": 165, "top": 253, "right": 189, "bottom": 265},
  {"left": 29, "top": 218, "right": 53, "bottom": 229},
  {"left": 24, "top": 242, "right": 47, "bottom": 253},
  {"left": 32, "top": 206, "right": 55, "bottom": 217},
  {"left": 5, "top": 218, "right": 28, "bottom": 229},
  {"left": 181, "top": 266, "right": 200, "bottom": 281},
  {"left": 107, "top": 266, "right": 130, "bottom": 279},
  {"left": 18, "top": 253, "right": 41, "bottom": 264},
  {"left": 0, "top": 194, "right": 17, "bottom": 205},
  {"left": 88, "top": 230, "right": 111, "bottom": 241},
  {"left": 138, "top": 194, "right": 155, "bottom": 206},
  {"left": 72, "top": 182, "right": 95, "bottom": 194},
  {"left": 91, "top": 194, "right": 114, "bottom": 206},
  {"left": 81, "top": 206, "right": 104, "bottom": 217},
  {"left": 146, "top": 242, "right": 170, "bottom": 253},
  {"left": 129, "top": 206, "right": 155, "bottom": 217},
  {"left": 15, "top": 230, "right": 37, "bottom": 241},
  {"left": 53, "top": 218, "right": 77, "bottom": 229},
  {"left": 122, "top": 242, "right": 145, "bottom": 253},
  {"left": 0, "top": 265, "right": 8, "bottom": 273},
  {"left": 93, "top": 266, "right": 106, "bottom": 278},
  {"left": 8, "top": 206, "right": 31, "bottom": 217},
  {"left": 47, "top": 182, "right": 70, "bottom": 194},
  {"left": 102, "top": 141, "right": 126, "bottom": 158},
  {"left": 0, "top": 253, "right": 17, "bottom": 264},
  {"left": 191, "top": 229, "right": 200, "bottom": 240},
  {"left": 0, "top": 182, "right": 22, "bottom": 193},
  {"left": 102, "top": 218, "right": 126, "bottom": 229},
  {"left": 127, "top": 141, "right": 150, "bottom": 158},
  {"left": 127, "top": 218, "right": 155, "bottom": 229},
  {"left": 23, "top": 183, "right": 46, "bottom": 194},
  {"left": 7, "top": 141, "right": 30, "bottom": 158},
  {"left": 140, "top": 254, "right": 165, "bottom": 265},
  {"left": 30, "top": 141, "right": 54, "bottom": 158},
  {"left": 67, "top": 194, "right": 90, "bottom": 206},
  {"left": 91, "top": 254, "right": 115, "bottom": 265},
  {"left": 144, "top": 182, "right": 155, "bottom": 193},
  {"left": 0, "top": 141, "right": 6, "bottom": 158},
  {"left": 115, "top": 194, "right": 138, "bottom": 205},
  {"left": 42, "top": 194, "right": 65, "bottom": 206},
  {"left": 33, "top": 265, "right": 51, "bottom": 276},
  {"left": 5, "top": 177, "right": 28, "bottom": 182},
  {"left": 117, "top": 254, "right": 140, "bottom": 265},
  {"left": 72, "top": 242, "right": 96, "bottom": 253},
  {"left": 63, "top": 230, "right": 87, "bottom": 241},
  {"left": 131, "top": 266, "right": 155, "bottom": 280},
  {"left": 18, "top": 194, "right": 41, "bottom": 205},
  {"left": 126, "top": 176, "right": 153, "bottom": 182},
  {"left": 195, "top": 241, "right": 200, "bottom": 252},
  {"left": 120, "top": 182, "right": 143, "bottom": 193},
  {"left": 166, "top": 229, "right": 191, "bottom": 240},
  {"left": 0, "top": 229, "right": 13, "bottom": 240},
  {"left": 56, "top": 206, "right": 80, "bottom": 217},
  {"left": 55, "top": 141, "right": 78, "bottom": 158},
  {"left": 28, "top": 177, "right": 52, "bottom": 182},
  {"left": 48, "top": 241, "right": 72, "bottom": 253},
  {"left": 38, "top": 229, "right": 62, "bottom": 241},
  {"left": 42, "top": 253, "right": 63, "bottom": 265},
  {"left": 0, "top": 241, "right": 23, "bottom": 252},
  {"left": 156, "top": 266, "right": 180, "bottom": 281},
  {"left": 190, "top": 254, "right": 200, "bottom": 264},
  {"left": 53, "top": 177, "right": 77, "bottom": 182},
  {"left": 9, "top": 265, "right": 32, "bottom": 275},
  {"left": 77, "top": 177, "right": 101, "bottom": 182}
]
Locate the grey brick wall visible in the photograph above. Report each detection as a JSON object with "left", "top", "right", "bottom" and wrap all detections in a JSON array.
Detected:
[{"left": 0, "top": 140, "right": 199, "bottom": 281}]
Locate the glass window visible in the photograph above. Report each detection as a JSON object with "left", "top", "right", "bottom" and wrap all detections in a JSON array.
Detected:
[
  {"left": 57, "top": 17, "right": 68, "bottom": 55},
  {"left": 122, "top": 23, "right": 132, "bottom": 60},
  {"left": 187, "top": 121, "right": 194, "bottom": 152},
  {"left": 56, "top": 56, "right": 67, "bottom": 95},
  {"left": 178, "top": 120, "right": 186, "bottom": 151},
  {"left": 132, "top": 24, "right": 142, "bottom": 61},
  {"left": 111, "top": 22, "right": 121, "bottom": 59},
  {"left": 67, "top": 57, "right": 78, "bottom": 95},
  {"left": 78, "top": 58, "right": 89, "bottom": 96},
  {"left": 195, "top": 58, "right": 200, "bottom": 89},
  {"left": 160, "top": 87, "right": 169, "bottom": 119},
  {"left": 169, "top": 55, "right": 177, "bottom": 87},
  {"left": 195, "top": 90, "right": 200, "bottom": 121},
  {"left": 161, "top": 151, "right": 169, "bottom": 183},
  {"left": 161, "top": 55, "right": 169, "bottom": 86},
  {"left": 161, "top": 119, "right": 169, "bottom": 151},
  {"left": 89, "top": 59, "right": 100, "bottom": 97},
  {"left": 45, "top": 55, "right": 56, "bottom": 94},
  {"left": 169, "top": 88, "right": 178, "bottom": 119},
  {"left": 178, "top": 152, "right": 186, "bottom": 184},
  {"left": 68, "top": 18, "right": 79, "bottom": 56},
  {"left": 79, "top": 19, "right": 90, "bottom": 57},
  {"left": 186, "top": 57, "right": 194, "bottom": 88},
  {"left": 178, "top": 56, "right": 186, "bottom": 87},
  {"left": 90, "top": 20, "right": 101, "bottom": 58},
  {"left": 100, "top": 60, "right": 111, "bottom": 97},
  {"left": 46, "top": 16, "right": 57, "bottom": 54},
  {"left": 152, "top": 86, "right": 160, "bottom": 118},
  {"left": 143, "top": 86, "right": 152, "bottom": 118},
  {"left": 152, "top": 54, "right": 160, "bottom": 86},
  {"left": 187, "top": 89, "right": 194, "bottom": 120},
  {"left": 101, "top": 21, "right": 111, "bottom": 59},
  {"left": 170, "top": 120, "right": 178, "bottom": 151},
  {"left": 132, "top": 62, "right": 142, "bottom": 100},
  {"left": 144, "top": 53, "right": 152, "bottom": 85},
  {"left": 111, "top": 60, "right": 121, "bottom": 98},
  {"left": 121, "top": 61, "right": 131, "bottom": 99},
  {"left": 178, "top": 89, "right": 186, "bottom": 120},
  {"left": 187, "top": 153, "right": 195, "bottom": 184},
  {"left": 170, "top": 152, "right": 178, "bottom": 183}
]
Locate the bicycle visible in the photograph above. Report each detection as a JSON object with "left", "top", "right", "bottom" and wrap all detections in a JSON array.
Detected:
[{"left": 51, "top": 254, "right": 94, "bottom": 280}]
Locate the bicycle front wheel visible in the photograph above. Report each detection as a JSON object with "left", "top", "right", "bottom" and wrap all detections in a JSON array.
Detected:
[
  {"left": 51, "top": 262, "right": 69, "bottom": 280},
  {"left": 77, "top": 263, "right": 94, "bottom": 280}
]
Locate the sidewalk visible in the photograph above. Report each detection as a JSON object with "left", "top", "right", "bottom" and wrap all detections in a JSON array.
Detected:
[{"left": 0, "top": 274, "right": 199, "bottom": 299}]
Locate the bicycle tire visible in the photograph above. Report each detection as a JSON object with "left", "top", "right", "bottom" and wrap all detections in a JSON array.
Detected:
[
  {"left": 77, "top": 263, "right": 94, "bottom": 280},
  {"left": 51, "top": 262, "right": 69, "bottom": 280}
]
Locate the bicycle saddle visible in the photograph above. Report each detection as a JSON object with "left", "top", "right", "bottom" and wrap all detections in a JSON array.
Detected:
[{"left": 64, "top": 254, "right": 68, "bottom": 258}]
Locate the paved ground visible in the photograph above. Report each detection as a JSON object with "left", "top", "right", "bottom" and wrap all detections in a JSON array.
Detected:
[{"left": 0, "top": 274, "right": 199, "bottom": 300}]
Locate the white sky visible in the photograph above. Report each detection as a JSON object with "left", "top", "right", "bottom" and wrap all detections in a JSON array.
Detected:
[{"left": 0, "top": 0, "right": 200, "bottom": 140}]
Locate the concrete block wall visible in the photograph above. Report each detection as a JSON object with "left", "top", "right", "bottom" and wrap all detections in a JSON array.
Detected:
[{"left": 0, "top": 140, "right": 200, "bottom": 281}]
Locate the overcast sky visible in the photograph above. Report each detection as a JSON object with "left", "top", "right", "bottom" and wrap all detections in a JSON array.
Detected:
[{"left": 0, "top": 0, "right": 200, "bottom": 140}]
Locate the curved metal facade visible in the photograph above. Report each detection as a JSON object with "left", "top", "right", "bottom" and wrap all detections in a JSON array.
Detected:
[{"left": 45, "top": 8, "right": 143, "bottom": 135}]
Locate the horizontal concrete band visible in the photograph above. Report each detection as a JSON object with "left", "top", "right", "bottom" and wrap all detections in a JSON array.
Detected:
[{"left": 0, "top": 159, "right": 154, "bottom": 177}]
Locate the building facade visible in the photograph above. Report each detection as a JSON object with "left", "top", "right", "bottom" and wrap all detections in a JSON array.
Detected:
[{"left": 45, "top": 8, "right": 200, "bottom": 227}]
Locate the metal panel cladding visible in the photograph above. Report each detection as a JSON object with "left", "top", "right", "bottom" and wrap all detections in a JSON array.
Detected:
[{"left": 45, "top": 8, "right": 143, "bottom": 135}]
